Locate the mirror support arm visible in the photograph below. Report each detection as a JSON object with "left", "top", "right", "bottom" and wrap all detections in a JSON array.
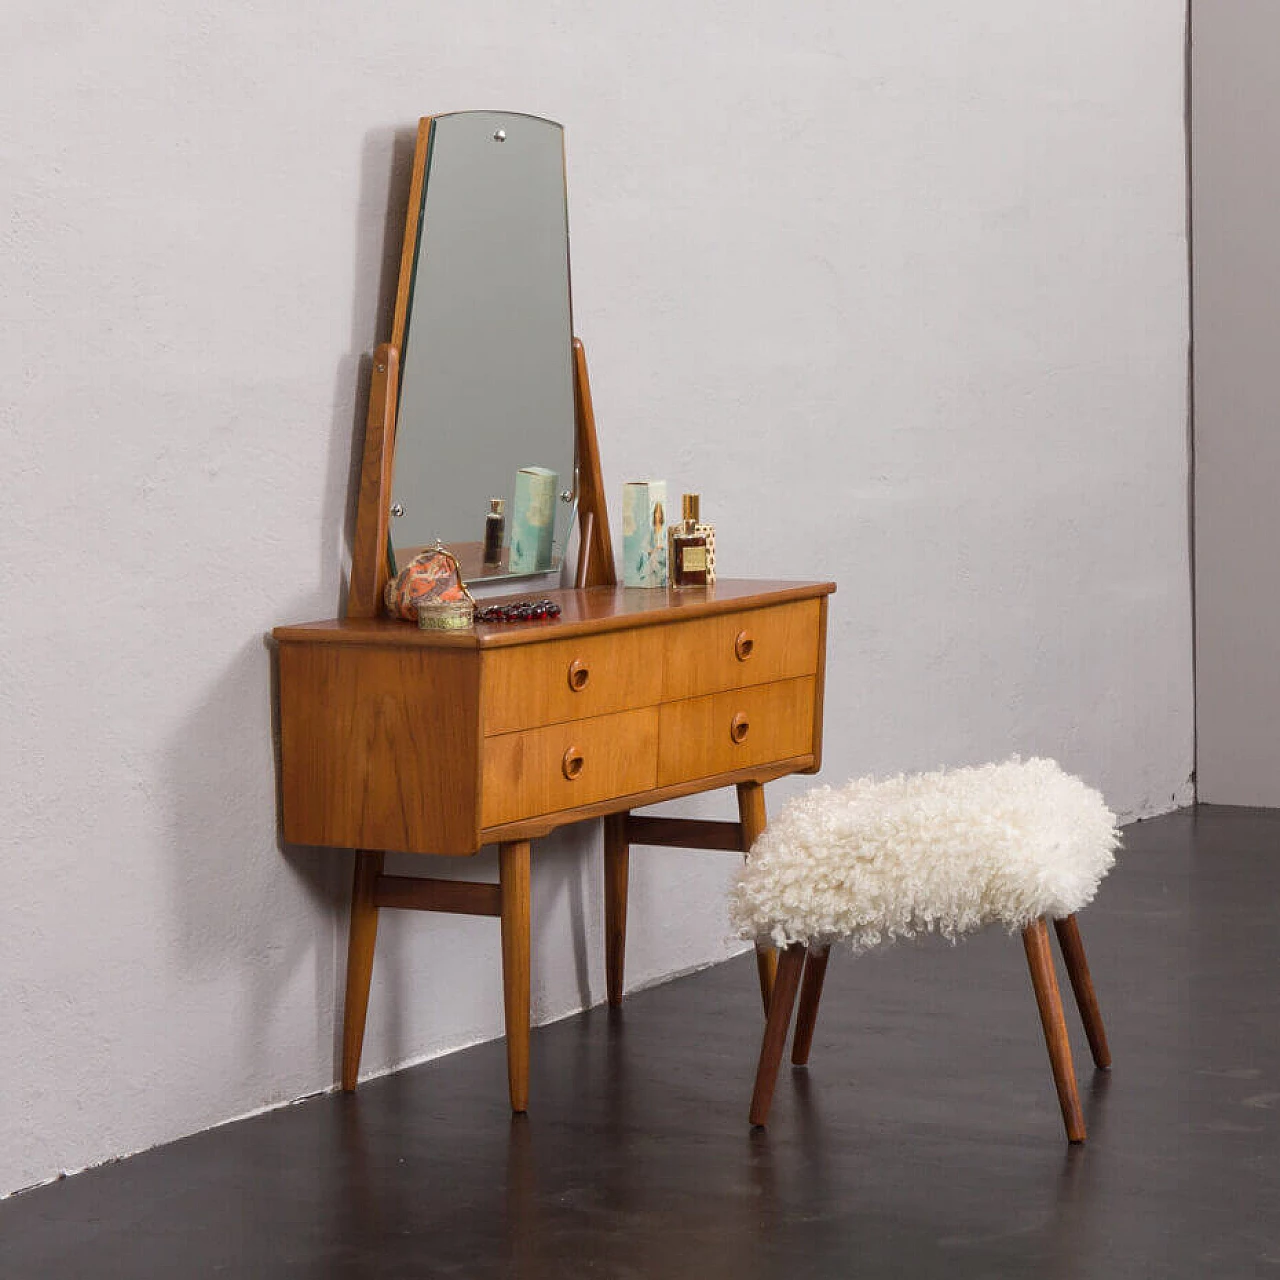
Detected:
[
  {"left": 347, "top": 343, "right": 400, "bottom": 619},
  {"left": 572, "top": 338, "right": 616, "bottom": 588}
]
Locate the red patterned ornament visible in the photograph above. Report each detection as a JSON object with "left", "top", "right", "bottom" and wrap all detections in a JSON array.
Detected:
[{"left": 384, "top": 543, "right": 472, "bottom": 621}]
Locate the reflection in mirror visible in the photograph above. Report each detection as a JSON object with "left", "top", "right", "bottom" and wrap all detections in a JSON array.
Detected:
[{"left": 391, "top": 111, "right": 577, "bottom": 584}]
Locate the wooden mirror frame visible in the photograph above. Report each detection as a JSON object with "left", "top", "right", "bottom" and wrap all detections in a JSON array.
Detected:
[{"left": 347, "top": 117, "right": 615, "bottom": 620}]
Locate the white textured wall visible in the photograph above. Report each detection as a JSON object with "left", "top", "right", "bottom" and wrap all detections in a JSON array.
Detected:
[
  {"left": 1191, "top": 2, "right": 1280, "bottom": 805},
  {"left": 0, "top": 2, "right": 1190, "bottom": 1196}
]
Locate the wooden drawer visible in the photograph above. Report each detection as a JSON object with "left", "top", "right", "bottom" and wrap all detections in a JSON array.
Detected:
[
  {"left": 482, "top": 629, "right": 663, "bottom": 735},
  {"left": 482, "top": 706, "right": 659, "bottom": 827},
  {"left": 661, "top": 600, "right": 821, "bottom": 701},
  {"left": 657, "top": 678, "right": 817, "bottom": 787}
]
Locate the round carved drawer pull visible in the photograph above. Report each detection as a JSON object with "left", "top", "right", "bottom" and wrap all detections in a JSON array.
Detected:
[
  {"left": 734, "top": 631, "right": 755, "bottom": 662},
  {"left": 562, "top": 746, "right": 586, "bottom": 781},
  {"left": 567, "top": 659, "right": 591, "bottom": 692},
  {"left": 730, "top": 713, "right": 751, "bottom": 745}
]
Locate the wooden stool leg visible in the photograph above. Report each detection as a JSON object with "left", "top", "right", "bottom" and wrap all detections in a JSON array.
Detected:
[
  {"left": 500, "top": 840, "right": 532, "bottom": 1114},
  {"left": 737, "top": 781, "right": 775, "bottom": 1014},
  {"left": 604, "top": 812, "right": 629, "bottom": 1007},
  {"left": 749, "top": 943, "right": 807, "bottom": 1126},
  {"left": 754, "top": 945, "right": 778, "bottom": 1017},
  {"left": 341, "top": 851, "right": 385, "bottom": 1092},
  {"left": 790, "top": 945, "right": 831, "bottom": 1066},
  {"left": 1022, "top": 918, "right": 1086, "bottom": 1143},
  {"left": 1053, "top": 915, "right": 1112, "bottom": 1069}
]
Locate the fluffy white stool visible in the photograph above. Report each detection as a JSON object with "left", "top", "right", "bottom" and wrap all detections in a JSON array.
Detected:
[{"left": 731, "top": 757, "right": 1120, "bottom": 1141}]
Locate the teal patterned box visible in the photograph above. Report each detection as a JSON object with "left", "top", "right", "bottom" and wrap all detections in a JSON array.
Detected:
[
  {"left": 508, "top": 466, "right": 558, "bottom": 573},
  {"left": 622, "top": 480, "right": 668, "bottom": 587}
]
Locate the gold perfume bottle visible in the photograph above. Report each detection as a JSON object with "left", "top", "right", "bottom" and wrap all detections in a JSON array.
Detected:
[{"left": 668, "top": 493, "right": 709, "bottom": 589}]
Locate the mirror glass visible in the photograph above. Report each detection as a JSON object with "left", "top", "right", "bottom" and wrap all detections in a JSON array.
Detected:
[{"left": 391, "top": 111, "right": 577, "bottom": 584}]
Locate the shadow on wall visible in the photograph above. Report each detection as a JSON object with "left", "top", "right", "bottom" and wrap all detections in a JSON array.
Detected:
[
  {"left": 366, "top": 821, "right": 601, "bottom": 1077},
  {"left": 163, "top": 633, "right": 348, "bottom": 1091},
  {"left": 326, "top": 125, "right": 420, "bottom": 616},
  {"left": 155, "top": 126, "right": 422, "bottom": 1100},
  {"left": 151, "top": 120, "right": 608, "bottom": 1111},
  {"left": 530, "top": 820, "right": 600, "bottom": 1016},
  {"left": 171, "top": 122, "right": 603, "bottom": 1091}
]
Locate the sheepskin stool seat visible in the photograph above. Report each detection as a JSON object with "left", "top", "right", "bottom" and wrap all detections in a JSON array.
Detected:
[{"left": 732, "top": 757, "right": 1120, "bottom": 1142}]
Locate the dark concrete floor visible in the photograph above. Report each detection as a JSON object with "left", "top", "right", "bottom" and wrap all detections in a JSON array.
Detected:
[{"left": 3, "top": 805, "right": 1279, "bottom": 1278}]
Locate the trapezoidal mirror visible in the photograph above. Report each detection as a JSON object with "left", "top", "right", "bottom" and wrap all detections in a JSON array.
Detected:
[{"left": 388, "top": 111, "right": 577, "bottom": 585}]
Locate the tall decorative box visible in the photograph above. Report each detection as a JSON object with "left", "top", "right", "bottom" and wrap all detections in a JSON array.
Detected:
[
  {"left": 622, "top": 480, "right": 668, "bottom": 587},
  {"left": 508, "top": 466, "right": 558, "bottom": 573},
  {"left": 694, "top": 523, "right": 717, "bottom": 584}
]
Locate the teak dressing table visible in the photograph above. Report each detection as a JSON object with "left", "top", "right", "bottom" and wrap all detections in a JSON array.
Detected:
[{"left": 272, "top": 114, "right": 834, "bottom": 1112}]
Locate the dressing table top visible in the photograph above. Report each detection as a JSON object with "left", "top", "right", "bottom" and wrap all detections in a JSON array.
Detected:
[{"left": 274, "top": 578, "right": 836, "bottom": 650}]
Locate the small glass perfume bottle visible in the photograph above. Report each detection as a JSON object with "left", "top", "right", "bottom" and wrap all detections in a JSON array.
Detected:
[
  {"left": 668, "top": 493, "right": 709, "bottom": 589},
  {"left": 483, "top": 497, "right": 505, "bottom": 567}
]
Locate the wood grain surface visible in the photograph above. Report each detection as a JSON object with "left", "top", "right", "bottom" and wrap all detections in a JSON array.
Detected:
[
  {"left": 273, "top": 580, "right": 836, "bottom": 649},
  {"left": 481, "top": 627, "right": 664, "bottom": 735},
  {"left": 657, "top": 679, "right": 817, "bottom": 787},
  {"left": 481, "top": 707, "right": 659, "bottom": 827},
  {"left": 661, "top": 600, "right": 822, "bottom": 701},
  {"left": 277, "top": 642, "right": 481, "bottom": 854}
]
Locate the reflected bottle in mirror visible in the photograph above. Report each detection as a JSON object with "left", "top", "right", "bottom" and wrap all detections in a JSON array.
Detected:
[{"left": 483, "top": 498, "right": 506, "bottom": 567}]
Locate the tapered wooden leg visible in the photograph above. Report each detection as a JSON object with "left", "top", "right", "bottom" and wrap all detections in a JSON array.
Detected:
[
  {"left": 500, "top": 841, "right": 532, "bottom": 1114},
  {"left": 1053, "top": 915, "right": 1112, "bottom": 1069},
  {"left": 754, "top": 945, "right": 778, "bottom": 1016},
  {"left": 1022, "top": 918, "right": 1086, "bottom": 1143},
  {"left": 341, "top": 851, "right": 385, "bottom": 1092},
  {"left": 737, "top": 781, "right": 775, "bottom": 1014},
  {"left": 749, "top": 943, "right": 807, "bottom": 1126},
  {"left": 604, "top": 812, "right": 629, "bottom": 1007},
  {"left": 790, "top": 945, "right": 831, "bottom": 1066}
]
